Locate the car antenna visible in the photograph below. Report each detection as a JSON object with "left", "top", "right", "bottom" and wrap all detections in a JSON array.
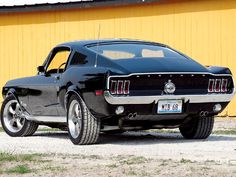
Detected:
[{"left": 94, "top": 24, "right": 101, "bottom": 67}]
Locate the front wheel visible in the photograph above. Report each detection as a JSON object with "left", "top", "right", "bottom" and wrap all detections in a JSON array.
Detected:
[
  {"left": 67, "top": 94, "right": 100, "bottom": 145},
  {"left": 0, "top": 95, "right": 38, "bottom": 137},
  {"left": 179, "top": 116, "right": 214, "bottom": 139}
]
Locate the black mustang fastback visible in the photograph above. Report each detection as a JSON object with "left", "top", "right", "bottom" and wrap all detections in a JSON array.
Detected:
[{"left": 1, "top": 39, "right": 235, "bottom": 145}]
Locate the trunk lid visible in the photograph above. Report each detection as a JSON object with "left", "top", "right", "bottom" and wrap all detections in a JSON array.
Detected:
[{"left": 112, "top": 57, "right": 209, "bottom": 73}]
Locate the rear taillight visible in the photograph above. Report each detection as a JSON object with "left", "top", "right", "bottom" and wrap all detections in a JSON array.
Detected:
[
  {"left": 215, "top": 79, "right": 221, "bottom": 92},
  {"left": 208, "top": 78, "right": 228, "bottom": 93},
  {"left": 123, "top": 80, "right": 130, "bottom": 94},
  {"left": 110, "top": 80, "right": 130, "bottom": 95},
  {"left": 110, "top": 81, "right": 117, "bottom": 94},
  {"left": 117, "top": 80, "right": 124, "bottom": 94},
  {"left": 221, "top": 79, "right": 228, "bottom": 92},
  {"left": 208, "top": 79, "right": 214, "bottom": 92}
]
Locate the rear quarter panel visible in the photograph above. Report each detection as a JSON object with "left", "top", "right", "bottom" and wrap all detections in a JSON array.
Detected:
[{"left": 59, "top": 66, "right": 111, "bottom": 117}]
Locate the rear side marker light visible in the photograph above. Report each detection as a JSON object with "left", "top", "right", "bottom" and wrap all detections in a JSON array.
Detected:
[
  {"left": 221, "top": 79, "right": 228, "bottom": 92},
  {"left": 215, "top": 79, "right": 221, "bottom": 92},
  {"left": 208, "top": 79, "right": 214, "bottom": 92},
  {"left": 95, "top": 90, "right": 104, "bottom": 96}
]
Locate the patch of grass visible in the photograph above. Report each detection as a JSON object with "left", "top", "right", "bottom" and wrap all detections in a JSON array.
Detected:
[
  {"left": 71, "top": 154, "right": 103, "bottom": 160},
  {"left": 0, "top": 127, "right": 3, "bottom": 132},
  {"left": 201, "top": 166, "right": 211, "bottom": 170},
  {"left": 106, "top": 163, "right": 118, "bottom": 168},
  {"left": 126, "top": 170, "right": 138, "bottom": 176},
  {"left": 160, "top": 159, "right": 169, "bottom": 166},
  {"left": 88, "top": 155, "right": 102, "bottom": 160},
  {"left": 147, "top": 128, "right": 236, "bottom": 135},
  {"left": 139, "top": 170, "right": 149, "bottom": 177},
  {"left": 213, "top": 129, "right": 236, "bottom": 135},
  {"left": 0, "top": 152, "right": 44, "bottom": 163},
  {"left": 204, "top": 160, "right": 216, "bottom": 163},
  {"left": 180, "top": 158, "right": 193, "bottom": 164},
  {"left": 145, "top": 129, "right": 179, "bottom": 134},
  {"left": 6, "top": 165, "right": 31, "bottom": 174},
  {"left": 0, "top": 153, "right": 69, "bottom": 175},
  {"left": 119, "top": 156, "right": 149, "bottom": 165},
  {"left": 42, "top": 166, "right": 66, "bottom": 172},
  {"left": 0, "top": 152, "right": 16, "bottom": 162},
  {"left": 37, "top": 128, "right": 60, "bottom": 132}
]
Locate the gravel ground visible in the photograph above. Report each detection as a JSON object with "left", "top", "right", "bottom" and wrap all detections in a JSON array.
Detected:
[
  {"left": 0, "top": 119, "right": 236, "bottom": 163},
  {"left": 0, "top": 118, "right": 236, "bottom": 176}
]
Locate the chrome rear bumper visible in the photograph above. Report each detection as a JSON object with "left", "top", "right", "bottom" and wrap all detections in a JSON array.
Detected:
[{"left": 104, "top": 89, "right": 236, "bottom": 105}]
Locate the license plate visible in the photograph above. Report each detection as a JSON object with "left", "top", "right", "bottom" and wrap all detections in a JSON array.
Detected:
[{"left": 157, "top": 100, "right": 183, "bottom": 114}]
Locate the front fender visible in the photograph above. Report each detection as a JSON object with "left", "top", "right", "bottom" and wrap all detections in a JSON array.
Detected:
[{"left": 3, "top": 88, "right": 29, "bottom": 113}]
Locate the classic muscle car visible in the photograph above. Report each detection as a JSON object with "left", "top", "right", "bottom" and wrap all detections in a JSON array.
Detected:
[{"left": 1, "top": 39, "right": 235, "bottom": 145}]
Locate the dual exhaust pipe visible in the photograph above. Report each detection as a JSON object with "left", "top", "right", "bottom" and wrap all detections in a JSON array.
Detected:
[
  {"left": 199, "top": 111, "right": 209, "bottom": 117},
  {"left": 128, "top": 111, "right": 209, "bottom": 118},
  {"left": 128, "top": 112, "right": 137, "bottom": 119}
]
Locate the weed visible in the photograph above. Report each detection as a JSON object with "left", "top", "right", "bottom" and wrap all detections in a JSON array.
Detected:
[
  {"left": 126, "top": 170, "right": 138, "bottom": 176},
  {"left": 213, "top": 129, "right": 236, "bottom": 135},
  {"left": 180, "top": 158, "right": 193, "bottom": 163},
  {"left": 37, "top": 128, "right": 60, "bottom": 132},
  {"left": 119, "top": 156, "right": 149, "bottom": 165},
  {"left": 106, "top": 163, "right": 118, "bottom": 168},
  {"left": 42, "top": 166, "right": 66, "bottom": 172},
  {"left": 6, "top": 165, "right": 31, "bottom": 174},
  {"left": 160, "top": 159, "right": 169, "bottom": 166},
  {"left": 0, "top": 152, "right": 43, "bottom": 163}
]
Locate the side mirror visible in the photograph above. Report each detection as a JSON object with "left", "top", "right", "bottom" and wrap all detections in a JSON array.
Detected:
[{"left": 37, "top": 66, "right": 45, "bottom": 74}]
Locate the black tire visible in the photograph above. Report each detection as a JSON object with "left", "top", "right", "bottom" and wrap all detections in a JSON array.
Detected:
[
  {"left": 179, "top": 116, "right": 214, "bottom": 139},
  {"left": 67, "top": 94, "right": 100, "bottom": 145},
  {"left": 24, "top": 122, "right": 39, "bottom": 136},
  {"left": 1, "top": 95, "right": 38, "bottom": 137}
]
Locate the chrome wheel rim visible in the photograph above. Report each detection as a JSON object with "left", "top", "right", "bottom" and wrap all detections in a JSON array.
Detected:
[
  {"left": 3, "top": 100, "right": 26, "bottom": 133},
  {"left": 68, "top": 100, "right": 82, "bottom": 139}
]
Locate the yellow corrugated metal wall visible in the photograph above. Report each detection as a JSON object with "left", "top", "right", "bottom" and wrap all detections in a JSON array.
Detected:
[{"left": 0, "top": 0, "right": 236, "bottom": 116}]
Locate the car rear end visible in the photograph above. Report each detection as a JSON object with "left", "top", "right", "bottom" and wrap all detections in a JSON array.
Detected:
[
  {"left": 85, "top": 40, "right": 235, "bottom": 131},
  {"left": 104, "top": 72, "right": 235, "bottom": 122}
]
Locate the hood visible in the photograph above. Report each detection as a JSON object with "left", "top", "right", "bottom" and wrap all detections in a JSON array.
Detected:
[{"left": 112, "top": 57, "right": 209, "bottom": 73}]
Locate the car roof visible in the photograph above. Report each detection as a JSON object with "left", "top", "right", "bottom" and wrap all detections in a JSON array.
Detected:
[{"left": 57, "top": 39, "right": 167, "bottom": 49}]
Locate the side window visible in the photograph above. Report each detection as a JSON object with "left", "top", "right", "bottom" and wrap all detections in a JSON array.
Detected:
[
  {"left": 46, "top": 49, "right": 70, "bottom": 74},
  {"left": 69, "top": 52, "right": 88, "bottom": 66}
]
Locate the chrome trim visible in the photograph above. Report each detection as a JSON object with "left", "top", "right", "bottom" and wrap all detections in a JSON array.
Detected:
[
  {"left": 26, "top": 115, "right": 66, "bottom": 123},
  {"left": 104, "top": 89, "right": 236, "bottom": 105},
  {"left": 107, "top": 72, "right": 233, "bottom": 89}
]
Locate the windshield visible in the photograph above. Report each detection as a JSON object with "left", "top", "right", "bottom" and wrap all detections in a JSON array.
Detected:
[{"left": 88, "top": 43, "right": 184, "bottom": 60}]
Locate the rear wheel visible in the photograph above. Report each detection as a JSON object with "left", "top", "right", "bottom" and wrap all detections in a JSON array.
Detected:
[
  {"left": 179, "top": 116, "right": 214, "bottom": 139},
  {"left": 67, "top": 94, "right": 100, "bottom": 145},
  {"left": 1, "top": 95, "right": 38, "bottom": 137}
]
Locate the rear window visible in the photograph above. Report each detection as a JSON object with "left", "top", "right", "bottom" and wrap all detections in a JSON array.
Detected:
[{"left": 88, "top": 43, "right": 183, "bottom": 60}]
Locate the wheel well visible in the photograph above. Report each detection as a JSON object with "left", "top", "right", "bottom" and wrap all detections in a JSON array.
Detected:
[{"left": 65, "top": 90, "right": 82, "bottom": 110}]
